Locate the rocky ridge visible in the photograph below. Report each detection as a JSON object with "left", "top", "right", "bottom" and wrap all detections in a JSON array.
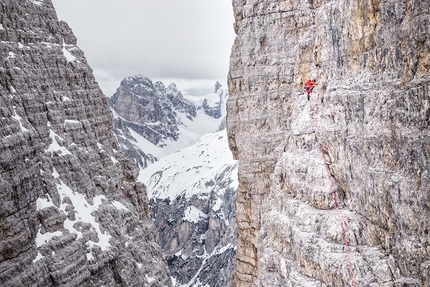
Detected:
[
  {"left": 110, "top": 75, "right": 228, "bottom": 169},
  {"left": 227, "top": 0, "right": 430, "bottom": 286},
  {"left": 199, "top": 81, "right": 227, "bottom": 119},
  {"left": 0, "top": 1, "right": 171, "bottom": 286}
]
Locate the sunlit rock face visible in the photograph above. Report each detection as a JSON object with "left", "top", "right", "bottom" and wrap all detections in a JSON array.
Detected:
[
  {"left": 0, "top": 1, "right": 171, "bottom": 286},
  {"left": 227, "top": 0, "right": 430, "bottom": 286}
]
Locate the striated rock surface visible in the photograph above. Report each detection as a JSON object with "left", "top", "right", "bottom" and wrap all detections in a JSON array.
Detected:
[
  {"left": 227, "top": 0, "right": 429, "bottom": 286},
  {"left": 0, "top": 1, "right": 171, "bottom": 286},
  {"left": 139, "top": 130, "right": 238, "bottom": 287}
]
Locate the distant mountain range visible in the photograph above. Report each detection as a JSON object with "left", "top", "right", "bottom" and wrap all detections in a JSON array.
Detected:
[
  {"left": 108, "top": 75, "right": 237, "bottom": 287},
  {"left": 108, "top": 75, "right": 228, "bottom": 169},
  {"left": 139, "top": 130, "right": 238, "bottom": 287}
]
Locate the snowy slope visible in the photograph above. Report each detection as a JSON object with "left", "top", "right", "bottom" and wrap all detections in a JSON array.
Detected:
[
  {"left": 139, "top": 129, "right": 238, "bottom": 200},
  {"left": 139, "top": 129, "right": 238, "bottom": 287},
  {"left": 113, "top": 106, "right": 222, "bottom": 161}
]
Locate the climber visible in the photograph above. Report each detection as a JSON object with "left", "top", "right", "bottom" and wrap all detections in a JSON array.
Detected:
[{"left": 304, "top": 79, "right": 318, "bottom": 101}]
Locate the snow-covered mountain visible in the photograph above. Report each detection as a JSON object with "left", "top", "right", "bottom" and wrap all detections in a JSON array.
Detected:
[
  {"left": 109, "top": 75, "right": 228, "bottom": 169},
  {"left": 109, "top": 75, "right": 237, "bottom": 286},
  {"left": 139, "top": 129, "right": 238, "bottom": 287}
]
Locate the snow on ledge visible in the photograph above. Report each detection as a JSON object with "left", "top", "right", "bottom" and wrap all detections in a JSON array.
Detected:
[
  {"left": 183, "top": 206, "right": 207, "bottom": 223},
  {"left": 36, "top": 193, "right": 55, "bottom": 210},
  {"left": 28, "top": 0, "right": 44, "bottom": 6},
  {"left": 46, "top": 128, "right": 72, "bottom": 156},
  {"left": 35, "top": 228, "right": 62, "bottom": 247},
  {"left": 33, "top": 251, "right": 44, "bottom": 263},
  {"left": 12, "top": 107, "right": 29, "bottom": 132},
  {"left": 62, "top": 40, "right": 76, "bottom": 62}
]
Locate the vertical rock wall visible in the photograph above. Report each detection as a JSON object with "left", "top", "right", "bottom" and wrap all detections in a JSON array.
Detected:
[
  {"left": 227, "top": 0, "right": 429, "bottom": 286},
  {"left": 0, "top": 0, "right": 171, "bottom": 286}
]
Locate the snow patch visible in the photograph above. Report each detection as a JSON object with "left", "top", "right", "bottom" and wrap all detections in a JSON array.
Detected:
[
  {"left": 86, "top": 252, "right": 94, "bottom": 261},
  {"left": 62, "top": 41, "right": 76, "bottom": 62},
  {"left": 57, "top": 181, "right": 112, "bottom": 250},
  {"left": 0, "top": 24, "right": 4, "bottom": 30},
  {"left": 52, "top": 167, "right": 60, "bottom": 178},
  {"left": 110, "top": 156, "right": 119, "bottom": 164},
  {"left": 183, "top": 206, "right": 207, "bottom": 223},
  {"left": 7, "top": 52, "right": 15, "bottom": 59},
  {"left": 12, "top": 107, "right": 29, "bottom": 132},
  {"left": 33, "top": 251, "right": 44, "bottom": 263},
  {"left": 35, "top": 229, "right": 62, "bottom": 247},
  {"left": 46, "top": 128, "right": 72, "bottom": 156},
  {"left": 111, "top": 200, "right": 127, "bottom": 210},
  {"left": 212, "top": 198, "right": 223, "bottom": 212},
  {"left": 36, "top": 193, "right": 54, "bottom": 210},
  {"left": 146, "top": 275, "right": 155, "bottom": 283},
  {"left": 97, "top": 142, "right": 104, "bottom": 150},
  {"left": 64, "top": 119, "right": 80, "bottom": 124},
  {"left": 28, "top": 0, "right": 44, "bottom": 5}
]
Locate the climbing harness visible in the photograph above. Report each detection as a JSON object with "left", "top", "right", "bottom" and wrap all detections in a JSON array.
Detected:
[{"left": 310, "top": 93, "right": 357, "bottom": 287}]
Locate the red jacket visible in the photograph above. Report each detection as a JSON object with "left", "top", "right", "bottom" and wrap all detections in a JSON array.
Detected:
[{"left": 304, "top": 79, "right": 318, "bottom": 89}]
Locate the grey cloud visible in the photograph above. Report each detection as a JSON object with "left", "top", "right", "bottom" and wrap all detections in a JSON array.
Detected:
[{"left": 52, "top": 0, "right": 235, "bottom": 95}]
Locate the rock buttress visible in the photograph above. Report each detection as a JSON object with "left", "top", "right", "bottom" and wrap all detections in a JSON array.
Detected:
[
  {"left": 227, "top": 0, "right": 429, "bottom": 286},
  {"left": 0, "top": 0, "right": 171, "bottom": 286}
]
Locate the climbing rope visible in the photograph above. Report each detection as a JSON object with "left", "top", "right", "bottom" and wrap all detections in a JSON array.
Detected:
[{"left": 310, "top": 94, "right": 357, "bottom": 287}]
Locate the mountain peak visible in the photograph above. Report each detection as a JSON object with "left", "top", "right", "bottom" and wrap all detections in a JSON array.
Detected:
[
  {"left": 122, "top": 74, "right": 154, "bottom": 89},
  {"left": 215, "top": 81, "right": 222, "bottom": 93}
]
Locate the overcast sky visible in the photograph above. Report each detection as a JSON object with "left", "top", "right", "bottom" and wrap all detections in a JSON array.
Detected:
[{"left": 51, "top": 0, "right": 236, "bottom": 97}]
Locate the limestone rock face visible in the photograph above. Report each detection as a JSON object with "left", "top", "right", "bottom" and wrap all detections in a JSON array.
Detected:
[
  {"left": 0, "top": 1, "right": 171, "bottom": 286},
  {"left": 227, "top": 0, "right": 430, "bottom": 286}
]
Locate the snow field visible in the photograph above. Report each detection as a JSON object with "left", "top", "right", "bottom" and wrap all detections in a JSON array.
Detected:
[{"left": 139, "top": 129, "right": 237, "bottom": 201}]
